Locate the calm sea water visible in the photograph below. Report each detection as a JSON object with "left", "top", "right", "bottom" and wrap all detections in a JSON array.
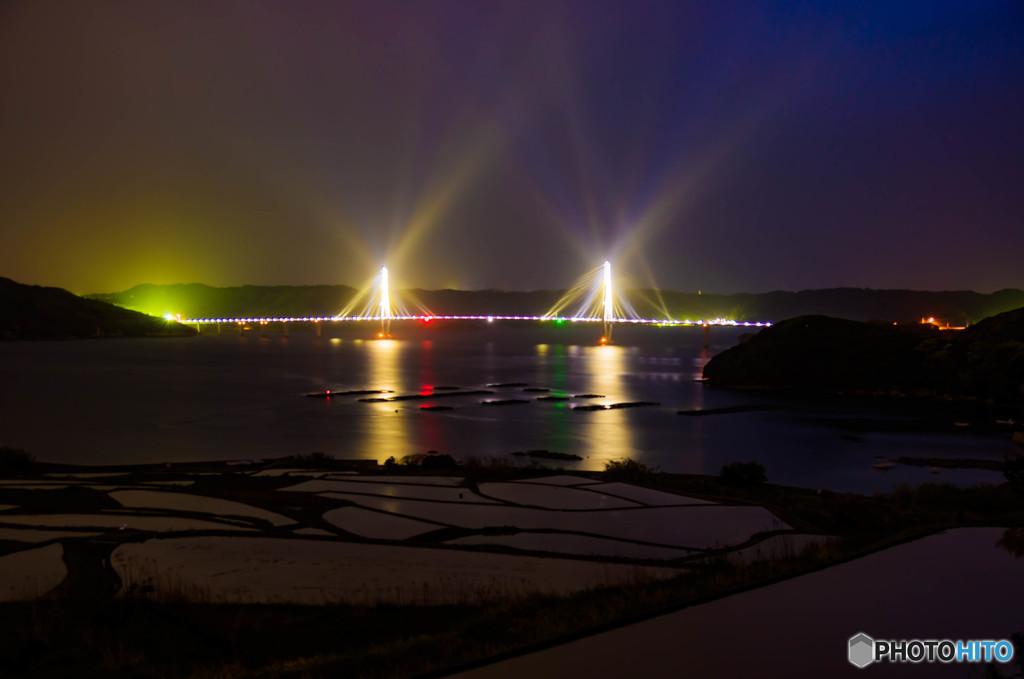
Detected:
[{"left": 0, "top": 323, "right": 1012, "bottom": 492}]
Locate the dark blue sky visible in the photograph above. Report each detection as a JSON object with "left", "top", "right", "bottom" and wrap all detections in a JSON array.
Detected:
[{"left": 1, "top": 0, "right": 1021, "bottom": 294}]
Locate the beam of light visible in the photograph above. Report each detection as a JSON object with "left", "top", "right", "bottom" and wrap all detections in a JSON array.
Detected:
[
  {"left": 221, "top": 101, "right": 504, "bottom": 292},
  {"left": 606, "top": 71, "right": 821, "bottom": 286},
  {"left": 302, "top": 121, "right": 505, "bottom": 292},
  {"left": 633, "top": 258, "right": 672, "bottom": 320},
  {"left": 387, "top": 124, "right": 504, "bottom": 284},
  {"left": 205, "top": 132, "right": 381, "bottom": 282},
  {"left": 505, "top": 31, "right": 817, "bottom": 298}
]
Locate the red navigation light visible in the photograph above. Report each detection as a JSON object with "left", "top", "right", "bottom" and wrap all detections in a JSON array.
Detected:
[
  {"left": 421, "top": 316, "right": 432, "bottom": 324},
  {"left": 377, "top": 332, "right": 384, "bottom": 339},
  {"left": 600, "top": 336, "right": 607, "bottom": 344}
]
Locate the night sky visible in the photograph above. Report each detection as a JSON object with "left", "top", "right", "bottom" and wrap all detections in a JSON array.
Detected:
[{"left": 2, "top": 1, "right": 1022, "bottom": 295}]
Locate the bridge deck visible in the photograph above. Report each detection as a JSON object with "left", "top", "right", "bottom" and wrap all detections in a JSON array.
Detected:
[{"left": 180, "top": 315, "right": 770, "bottom": 327}]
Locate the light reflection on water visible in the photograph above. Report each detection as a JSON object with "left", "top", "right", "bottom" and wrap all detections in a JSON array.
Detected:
[
  {"left": 362, "top": 338, "right": 413, "bottom": 461},
  {"left": 583, "top": 344, "right": 633, "bottom": 462},
  {"left": 0, "top": 324, "right": 1014, "bottom": 493}
]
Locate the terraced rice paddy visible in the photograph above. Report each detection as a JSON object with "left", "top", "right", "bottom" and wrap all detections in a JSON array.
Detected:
[{"left": 0, "top": 468, "right": 812, "bottom": 604}]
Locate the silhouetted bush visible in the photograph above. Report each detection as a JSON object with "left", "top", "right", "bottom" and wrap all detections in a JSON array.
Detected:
[
  {"left": 997, "top": 527, "right": 1024, "bottom": 558},
  {"left": 719, "top": 461, "right": 767, "bottom": 486},
  {"left": 292, "top": 451, "right": 335, "bottom": 468},
  {"left": 1004, "top": 454, "right": 1024, "bottom": 495},
  {"left": 603, "top": 458, "right": 657, "bottom": 483},
  {"left": 421, "top": 452, "right": 457, "bottom": 469},
  {"left": 0, "top": 447, "right": 33, "bottom": 477}
]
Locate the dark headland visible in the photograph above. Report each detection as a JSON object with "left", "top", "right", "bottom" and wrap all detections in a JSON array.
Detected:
[
  {"left": 0, "top": 277, "right": 195, "bottom": 340},
  {"left": 704, "top": 306, "right": 1024, "bottom": 408}
]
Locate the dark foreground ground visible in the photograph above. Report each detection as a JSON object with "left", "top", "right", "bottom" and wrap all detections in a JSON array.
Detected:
[{"left": 1, "top": 451, "right": 1023, "bottom": 678}]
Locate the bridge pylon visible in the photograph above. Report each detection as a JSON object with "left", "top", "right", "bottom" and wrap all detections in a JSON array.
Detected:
[
  {"left": 602, "top": 260, "right": 613, "bottom": 344},
  {"left": 542, "top": 259, "right": 639, "bottom": 344},
  {"left": 379, "top": 266, "right": 392, "bottom": 338}
]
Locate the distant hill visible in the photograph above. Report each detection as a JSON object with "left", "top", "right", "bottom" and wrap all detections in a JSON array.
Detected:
[
  {"left": 703, "top": 307, "right": 1024, "bottom": 405},
  {"left": 87, "top": 284, "right": 1024, "bottom": 325},
  {"left": 0, "top": 277, "right": 196, "bottom": 340},
  {"left": 652, "top": 288, "right": 1024, "bottom": 325},
  {"left": 86, "top": 283, "right": 357, "bottom": 320},
  {"left": 87, "top": 283, "right": 567, "bottom": 320}
]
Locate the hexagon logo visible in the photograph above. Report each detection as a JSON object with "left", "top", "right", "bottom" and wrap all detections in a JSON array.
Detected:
[{"left": 849, "top": 633, "right": 875, "bottom": 668}]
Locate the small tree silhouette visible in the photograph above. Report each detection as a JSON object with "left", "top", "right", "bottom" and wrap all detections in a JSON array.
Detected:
[{"left": 719, "top": 461, "right": 767, "bottom": 486}]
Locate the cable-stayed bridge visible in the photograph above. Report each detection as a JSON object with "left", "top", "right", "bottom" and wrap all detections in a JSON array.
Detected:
[{"left": 176, "top": 262, "right": 771, "bottom": 339}]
